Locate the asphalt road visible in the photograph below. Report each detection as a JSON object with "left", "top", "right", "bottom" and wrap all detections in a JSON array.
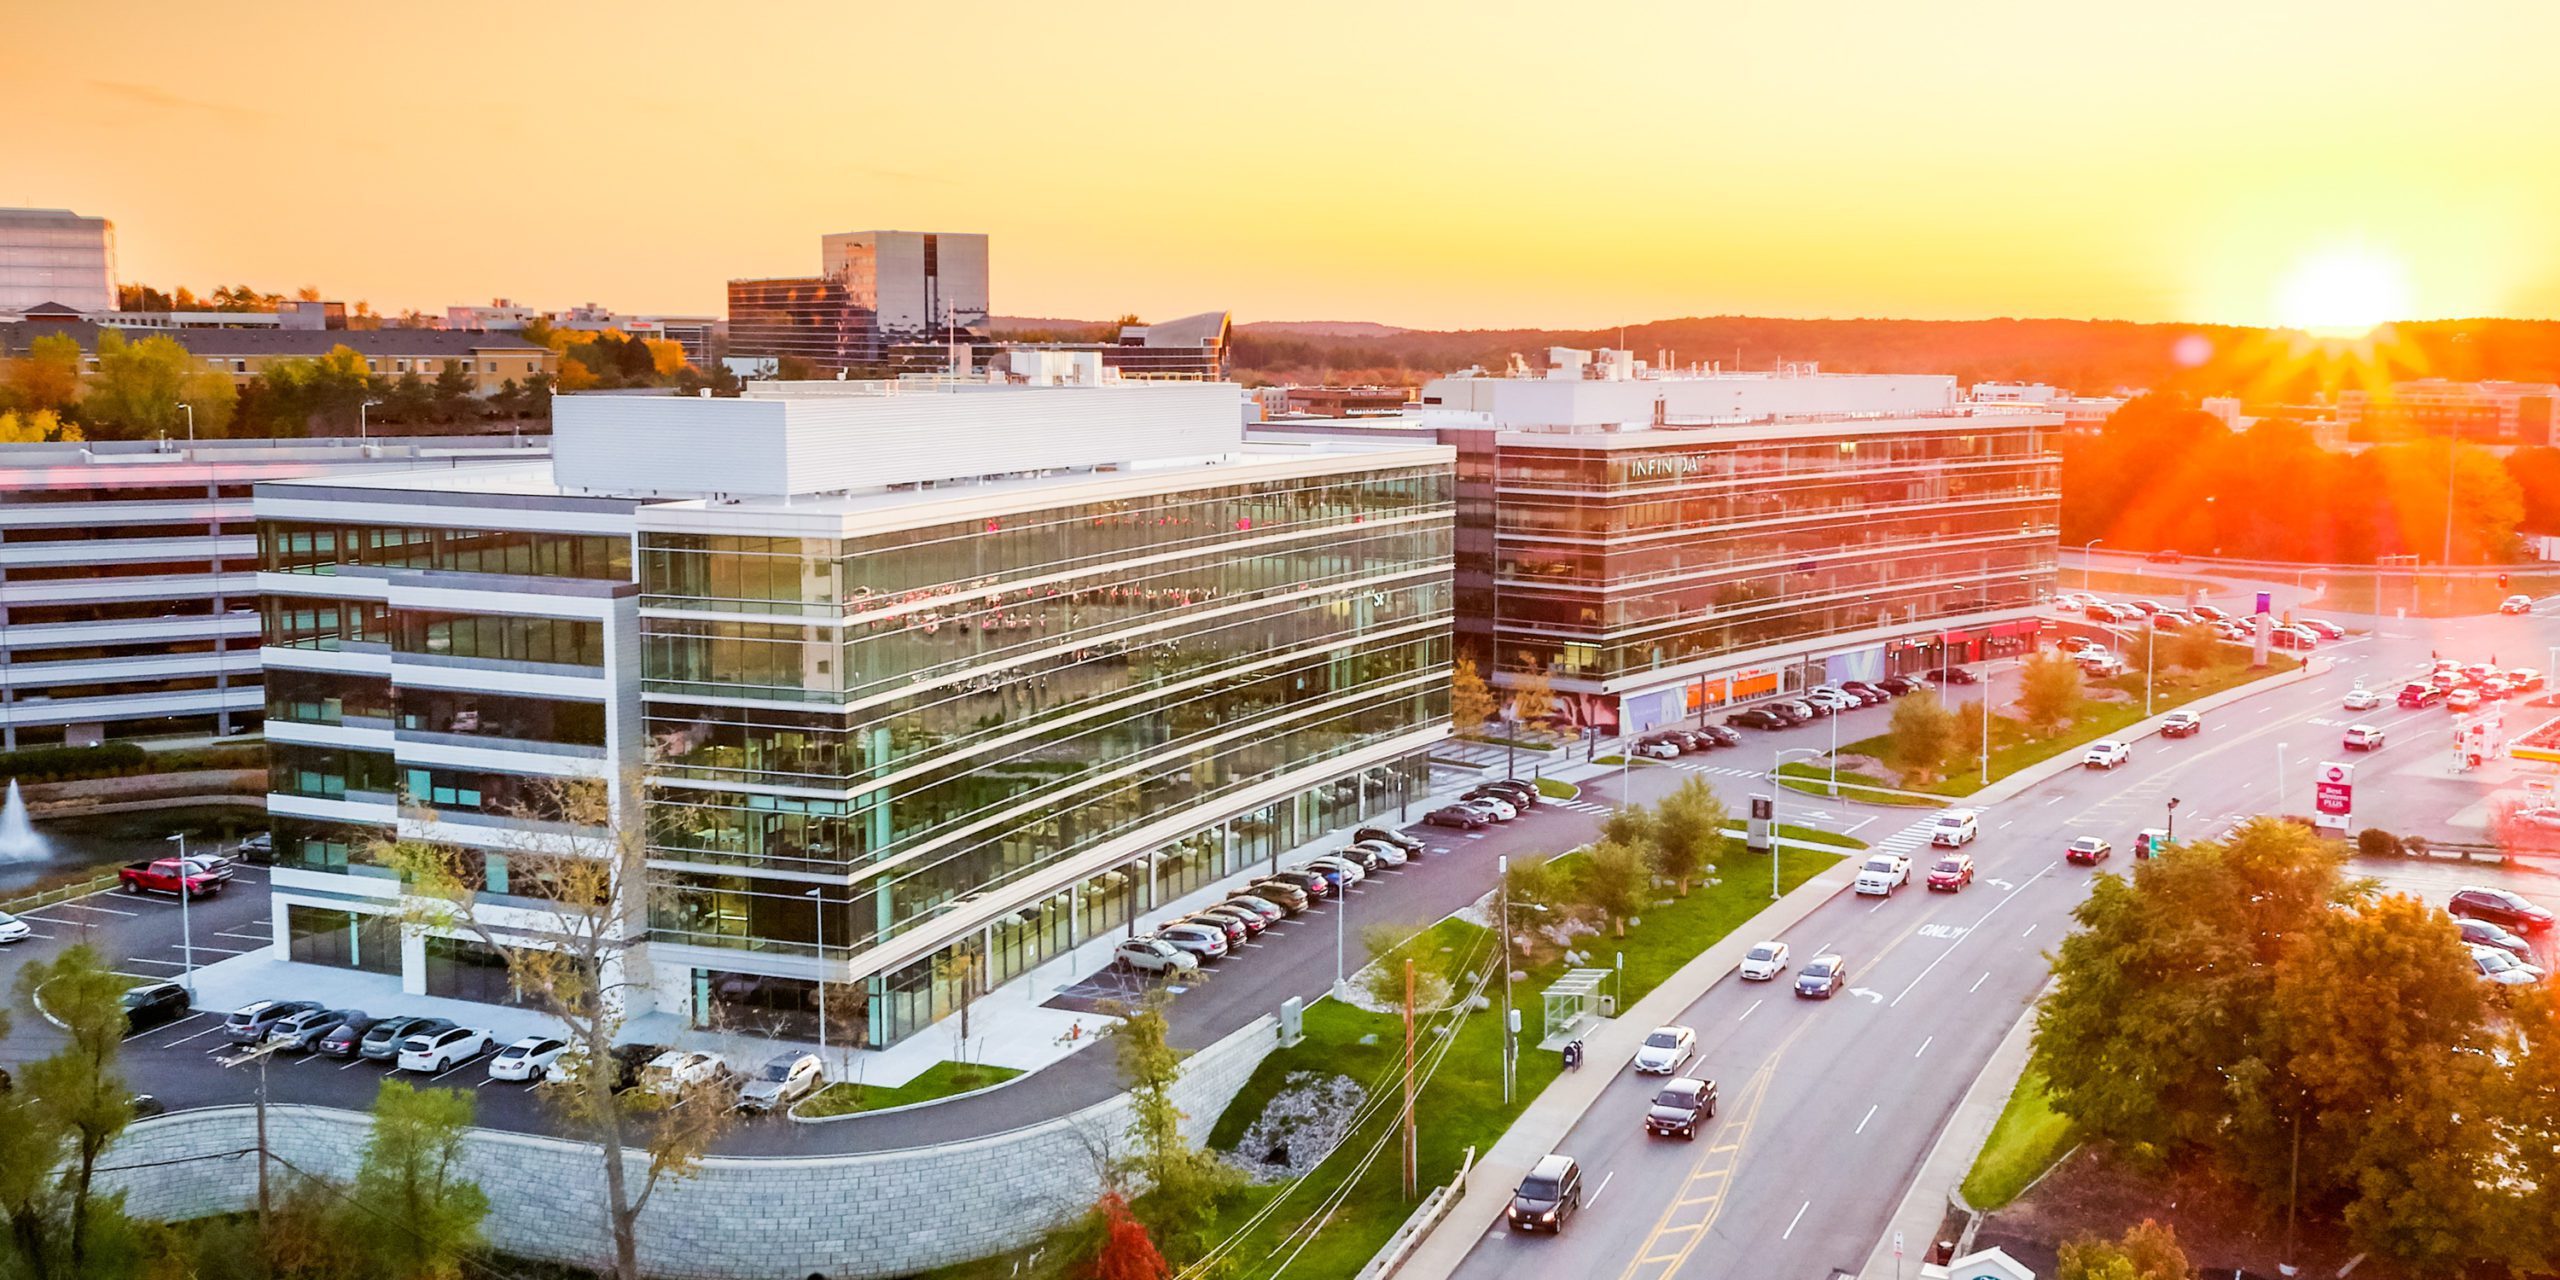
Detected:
[{"left": 1446, "top": 607, "right": 2560, "bottom": 1280}]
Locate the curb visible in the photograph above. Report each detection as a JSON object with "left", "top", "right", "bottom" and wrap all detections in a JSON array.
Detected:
[
  {"left": 1855, "top": 978, "right": 2052, "bottom": 1278},
  {"left": 785, "top": 1067, "right": 1036, "bottom": 1125},
  {"left": 1390, "top": 859, "right": 1862, "bottom": 1280}
]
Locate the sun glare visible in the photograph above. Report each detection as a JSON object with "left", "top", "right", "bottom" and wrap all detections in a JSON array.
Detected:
[{"left": 2273, "top": 244, "right": 2412, "bottom": 336}]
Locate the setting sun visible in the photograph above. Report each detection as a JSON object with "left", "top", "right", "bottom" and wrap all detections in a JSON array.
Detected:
[{"left": 2274, "top": 244, "right": 2414, "bottom": 336}]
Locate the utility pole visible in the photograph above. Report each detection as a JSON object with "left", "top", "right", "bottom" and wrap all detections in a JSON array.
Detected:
[
  {"left": 166, "top": 833, "right": 195, "bottom": 997},
  {"left": 1402, "top": 957, "right": 1418, "bottom": 1199},
  {"left": 1498, "top": 855, "right": 1513, "bottom": 1105},
  {"left": 806, "top": 887, "right": 828, "bottom": 1059}
]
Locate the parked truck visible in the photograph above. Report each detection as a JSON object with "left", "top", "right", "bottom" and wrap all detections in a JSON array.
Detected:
[{"left": 118, "top": 858, "right": 222, "bottom": 898}]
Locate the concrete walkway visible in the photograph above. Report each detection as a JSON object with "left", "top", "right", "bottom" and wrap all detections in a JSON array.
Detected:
[
  {"left": 1856, "top": 980, "right": 2048, "bottom": 1277},
  {"left": 1393, "top": 856, "right": 1860, "bottom": 1280}
]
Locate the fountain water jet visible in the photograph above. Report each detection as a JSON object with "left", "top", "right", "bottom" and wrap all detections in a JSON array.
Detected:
[{"left": 0, "top": 779, "right": 49, "bottom": 863}]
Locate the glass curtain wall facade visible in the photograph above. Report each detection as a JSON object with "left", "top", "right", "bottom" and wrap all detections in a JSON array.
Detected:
[
  {"left": 640, "top": 464, "right": 1453, "bottom": 1047},
  {"left": 1491, "top": 423, "right": 2060, "bottom": 685}
]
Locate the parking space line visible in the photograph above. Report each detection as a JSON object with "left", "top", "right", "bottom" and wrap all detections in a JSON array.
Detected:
[
  {"left": 1855, "top": 1104, "right": 1877, "bottom": 1135},
  {"left": 427, "top": 1052, "right": 490, "bottom": 1082},
  {"left": 121, "top": 956, "right": 187, "bottom": 968},
  {"left": 48, "top": 901, "right": 137, "bottom": 916},
  {"left": 173, "top": 943, "right": 258, "bottom": 955}
]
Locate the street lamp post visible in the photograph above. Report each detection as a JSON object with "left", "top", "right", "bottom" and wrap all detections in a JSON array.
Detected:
[
  {"left": 177, "top": 401, "right": 194, "bottom": 442},
  {"left": 1497, "top": 854, "right": 1513, "bottom": 1104},
  {"left": 1768, "top": 747, "right": 1826, "bottom": 901},
  {"left": 2146, "top": 625, "right": 2157, "bottom": 718},
  {"left": 2166, "top": 796, "right": 2180, "bottom": 848},
  {"left": 360, "top": 399, "right": 382, "bottom": 441},
  {"left": 805, "top": 887, "right": 828, "bottom": 1056},
  {"left": 166, "top": 832, "right": 196, "bottom": 996},
  {"left": 2081, "top": 537, "right": 2104, "bottom": 593}
]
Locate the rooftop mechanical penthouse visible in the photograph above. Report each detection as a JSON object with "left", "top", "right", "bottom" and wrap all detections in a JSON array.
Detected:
[{"left": 257, "top": 372, "right": 1455, "bottom": 1048}]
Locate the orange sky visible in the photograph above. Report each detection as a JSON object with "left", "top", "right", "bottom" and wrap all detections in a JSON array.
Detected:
[{"left": 6, "top": 0, "right": 2557, "bottom": 331}]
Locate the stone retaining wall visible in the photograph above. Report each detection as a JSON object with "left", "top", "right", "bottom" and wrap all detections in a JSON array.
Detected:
[{"left": 97, "top": 1014, "right": 1278, "bottom": 1278}]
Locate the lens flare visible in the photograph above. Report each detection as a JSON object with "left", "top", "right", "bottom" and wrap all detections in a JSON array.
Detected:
[{"left": 2274, "top": 245, "right": 2413, "bottom": 336}]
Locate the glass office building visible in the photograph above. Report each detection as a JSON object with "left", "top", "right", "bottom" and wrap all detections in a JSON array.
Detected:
[{"left": 255, "top": 379, "right": 1453, "bottom": 1048}]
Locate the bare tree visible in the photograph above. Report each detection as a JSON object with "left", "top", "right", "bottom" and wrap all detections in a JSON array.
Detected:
[{"left": 372, "top": 774, "right": 734, "bottom": 1280}]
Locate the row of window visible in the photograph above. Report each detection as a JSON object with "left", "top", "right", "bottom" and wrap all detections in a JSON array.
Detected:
[
  {"left": 395, "top": 610, "right": 606, "bottom": 668},
  {"left": 258, "top": 521, "right": 631, "bottom": 582}
]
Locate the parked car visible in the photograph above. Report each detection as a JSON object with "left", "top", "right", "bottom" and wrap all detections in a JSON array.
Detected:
[
  {"left": 2083, "top": 739, "right": 2132, "bottom": 769},
  {"left": 1629, "top": 737, "right": 1680, "bottom": 760},
  {"left": 1329, "top": 843, "right": 1387, "bottom": 874},
  {"left": 313, "top": 1014, "right": 379, "bottom": 1058},
  {"left": 1738, "top": 941, "right": 1789, "bottom": 981},
  {"left": 1774, "top": 697, "right": 1825, "bottom": 720},
  {"left": 1726, "top": 708, "right": 1789, "bottom": 730},
  {"left": 128, "top": 1094, "right": 166, "bottom": 1119},
  {"left": 2450, "top": 886, "right": 2555, "bottom": 934},
  {"left": 1631, "top": 1025, "right": 1696, "bottom": 1074},
  {"left": 606, "top": 1043, "right": 670, "bottom": 1093},
  {"left": 1474, "top": 780, "right": 1540, "bottom": 809},
  {"left": 2343, "top": 686, "right": 2382, "bottom": 712},
  {"left": 2151, "top": 610, "right": 2192, "bottom": 631},
  {"left": 1346, "top": 838, "right": 1408, "bottom": 868},
  {"left": 637, "top": 1049, "right": 727, "bottom": 1093},
  {"left": 361, "top": 1016, "right": 452, "bottom": 1061},
  {"left": 178, "top": 853, "right": 238, "bottom": 885},
  {"left": 118, "top": 858, "right": 223, "bottom": 899},
  {"left": 1930, "top": 809, "right": 1979, "bottom": 847},
  {"left": 2190, "top": 604, "right": 2230, "bottom": 622},
  {"left": 2300, "top": 618, "right": 2345, "bottom": 639},
  {"left": 236, "top": 831, "right": 274, "bottom": 863},
  {"left": 1875, "top": 675, "right": 1924, "bottom": 696},
  {"left": 0, "top": 910, "right": 30, "bottom": 945},
  {"left": 488, "top": 1035, "right": 568, "bottom": 1083},
  {"left": 224, "top": 999, "right": 321, "bottom": 1045},
  {"left": 735, "top": 1050, "right": 825, "bottom": 1112},
  {"left": 2508, "top": 668, "right": 2545, "bottom": 693},
  {"left": 1115, "top": 936, "right": 1201, "bottom": 976},
  {"left": 2066, "top": 836, "right": 2113, "bottom": 866},
  {"left": 1795, "top": 953, "right": 1848, "bottom": 999},
  {"left": 2398, "top": 683, "right": 2446, "bottom": 709},
  {"left": 1804, "top": 688, "right": 1861, "bottom": 713},
  {"left": 2107, "top": 604, "right": 2146, "bottom": 625},
  {"left": 1840, "top": 680, "right": 1891, "bottom": 704},
  {"left": 1461, "top": 789, "right": 1522, "bottom": 820},
  {"left": 2160, "top": 711, "right": 2202, "bottom": 738},
  {"left": 2501, "top": 594, "right": 2534, "bottom": 615},
  {"left": 1186, "top": 911, "right": 1251, "bottom": 945},
  {"left": 1855, "top": 854, "right": 1912, "bottom": 896},
  {"left": 1930, "top": 666, "right": 1980, "bottom": 685},
  {"left": 2128, "top": 598, "right": 2165, "bottom": 615},
  {"left": 398, "top": 1026, "right": 495, "bottom": 1074},
  {"left": 2472, "top": 945, "right": 2542, "bottom": 988},
  {"left": 1222, "top": 894, "right": 1286, "bottom": 924},
  {"left": 2343, "top": 724, "right": 2386, "bottom": 751},
  {"left": 1644, "top": 1077, "right": 1718, "bottom": 1140},
  {"left": 2270, "top": 626, "right": 2316, "bottom": 651},
  {"left": 1694, "top": 723, "right": 1742, "bottom": 747},
  {"left": 2084, "top": 601, "right": 2121, "bottom": 623},
  {"left": 1158, "top": 922, "right": 1231, "bottom": 962},
  {"left": 2455, "top": 917, "right": 2536, "bottom": 964},
  {"left": 265, "top": 1006, "right": 364, "bottom": 1052},
  {"left": 1257, "top": 868, "right": 1331, "bottom": 899},
  {"left": 1423, "top": 805, "right": 1489, "bottom": 830},
  {"left": 1927, "top": 853, "right": 1976, "bottom": 892},
  {"left": 1244, "top": 879, "right": 1313, "bottom": 913},
  {"left": 1507, "top": 1153, "right": 1584, "bottom": 1234},
  {"left": 1302, "top": 855, "right": 1366, "bottom": 887},
  {"left": 1356, "top": 826, "right": 1428, "bottom": 855},
  {"left": 1196, "top": 905, "right": 1266, "bottom": 938},
  {"left": 121, "top": 982, "right": 192, "bottom": 1034}
]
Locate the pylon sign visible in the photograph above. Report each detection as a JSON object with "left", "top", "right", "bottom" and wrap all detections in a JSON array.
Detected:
[{"left": 2314, "top": 761, "right": 2354, "bottom": 831}]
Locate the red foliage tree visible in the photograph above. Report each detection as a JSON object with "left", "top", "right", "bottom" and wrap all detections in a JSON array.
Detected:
[{"left": 1089, "top": 1191, "right": 1171, "bottom": 1280}]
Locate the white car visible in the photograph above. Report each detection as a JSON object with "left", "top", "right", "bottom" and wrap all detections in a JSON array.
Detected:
[
  {"left": 1632, "top": 1025, "right": 1696, "bottom": 1074},
  {"left": 2343, "top": 724, "right": 2386, "bottom": 752},
  {"left": 487, "top": 1035, "right": 567, "bottom": 1082},
  {"left": 2342, "top": 687, "right": 2382, "bottom": 712},
  {"left": 1347, "top": 839, "right": 1409, "bottom": 868},
  {"left": 2472, "top": 944, "right": 2543, "bottom": 986},
  {"left": 2501, "top": 594, "right": 2534, "bottom": 616},
  {"left": 1465, "top": 795, "right": 1520, "bottom": 821},
  {"left": 1929, "top": 809, "right": 1979, "bottom": 847},
  {"left": 2511, "top": 807, "right": 2560, "bottom": 832},
  {"left": 736, "top": 1050, "right": 826, "bottom": 1113},
  {"left": 1855, "top": 853, "right": 1913, "bottom": 896},
  {"left": 1805, "top": 688, "right": 1860, "bottom": 712},
  {"left": 641, "top": 1050, "right": 729, "bottom": 1093},
  {"left": 1738, "top": 941, "right": 1790, "bottom": 981},
  {"left": 1158, "top": 922, "right": 1230, "bottom": 962},
  {"left": 1630, "top": 738, "right": 1679, "bottom": 760},
  {"left": 1115, "top": 936, "right": 1199, "bottom": 976},
  {"left": 1304, "top": 855, "right": 1367, "bottom": 886},
  {"left": 2083, "top": 740, "right": 2131, "bottom": 769},
  {"left": 398, "top": 1026, "right": 495, "bottom": 1073},
  {"left": 0, "top": 910, "right": 30, "bottom": 945}
]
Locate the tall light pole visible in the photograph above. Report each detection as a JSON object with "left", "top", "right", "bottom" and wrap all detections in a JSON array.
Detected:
[
  {"left": 2081, "top": 537, "right": 2104, "bottom": 593},
  {"left": 176, "top": 401, "right": 194, "bottom": 442},
  {"left": 804, "top": 887, "right": 828, "bottom": 1056},
  {"left": 1768, "top": 747, "right": 1826, "bottom": 901},
  {"left": 2145, "top": 625, "right": 2157, "bottom": 718},
  {"left": 360, "top": 399, "right": 382, "bottom": 441},
  {"left": 166, "top": 832, "right": 196, "bottom": 996},
  {"left": 1497, "top": 854, "right": 1513, "bottom": 1104}
]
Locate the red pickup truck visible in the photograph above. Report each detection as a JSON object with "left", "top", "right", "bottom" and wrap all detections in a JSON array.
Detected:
[{"left": 119, "top": 858, "right": 222, "bottom": 898}]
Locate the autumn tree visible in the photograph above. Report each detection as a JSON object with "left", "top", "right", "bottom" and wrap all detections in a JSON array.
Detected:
[
  {"left": 1104, "top": 988, "right": 1238, "bottom": 1258},
  {"left": 1647, "top": 778, "right": 1726, "bottom": 895},
  {"left": 2017, "top": 651, "right": 2085, "bottom": 735},
  {"left": 7, "top": 944, "right": 142, "bottom": 1276},
  {"left": 1884, "top": 689, "right": 1959, "bottom": 784},
  {"left": 2167, "top": 621, "right": 2220, "bottom": 672},
  {"left": 347, "top": 1080, "right": 490, "bottom": 1280},
  {"left": 374, "top": 777, "right": 733, "bottom": 1280},
  {"left": 1087, "top": 1190, "right": 1170, "bottom": 1280},
  {"left": 82, "top": 330, "right": 195, "bottom": 438},
  {"left": 1509, "top": 654, "right": 1557, "bottom": 737},
  {"left": 1579, "top": 839, "right": 1649, "bottom": 938},
  {"left": 2, "top": 332, "right": 83, "bottom": 413},
  {"left": 1448, "top": 654, "right": 1494, "bottom": 739},
  {"left": 0, "top": 409, "right": 81, "bottom": 443},
  {"left": 2056, "top": 1219, "right": 2190, "bottom": 1280}
]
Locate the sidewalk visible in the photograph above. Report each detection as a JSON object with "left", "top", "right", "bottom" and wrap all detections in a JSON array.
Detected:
[
  {"left": 1393, "top": 856, "right": 1860, "bottom": 1280},
  {"left": 1856, "top": 981, "right": 2047, "bottom": 1277}
]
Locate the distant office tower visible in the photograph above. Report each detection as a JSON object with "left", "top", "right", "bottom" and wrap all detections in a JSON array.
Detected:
[
  {"left": 0, "top": 208, "right": 117, "bottom": 315},
  {"left": 728, "top": 230, "right": 989, "bottom": 371}
]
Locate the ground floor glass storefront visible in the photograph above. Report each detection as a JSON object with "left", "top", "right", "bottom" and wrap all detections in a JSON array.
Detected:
[
  {"left": 685, "top": 752, "right": 1428, "bottom": 1048},
  {"left": 283, "top": 903, "right": 402, "bottom": 974}
]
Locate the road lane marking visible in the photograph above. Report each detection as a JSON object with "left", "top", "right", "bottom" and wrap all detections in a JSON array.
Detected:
[
  {"left": 2021, "top": 923, "right": 2039, "bottom": 939},
  {"left": 2044, "top": 795, "right": 2065, "bottom": 805},
  {"left": 1856, "top": 1103, "right": 1877, "bottom": 1134},
  {"left": 1969, "top": 971, "right": 1989, "bottom": 993},
  {"left": 1589, "top": 1171, "right": 1614, "bottom": 1207},
  {"left": 1737, "top": 999, "right": 1762, "bottom": 1023},
  {"left": 1890, "top": 861, "right": 2058, "bottom": 1008},
  {"left": 1914, "top": 1035, "right": 1934, "bottom": 1059},
  {"left": 1998, "top": 819, "right": 2014, "bottom": 829},
  {"left": 1783, "top": 1199, "right": 1811, "bottom": 1239}
]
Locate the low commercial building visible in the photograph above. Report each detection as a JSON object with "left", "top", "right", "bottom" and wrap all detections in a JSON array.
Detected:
[
  {"left": 0, "top": 437, "right": 550, "bottom": 749},
  {"left": 2340, "top": 379, "right": 2560, "bottom": 445},
  {"left": 1266, "top": 354, "right": 2062, "bottom": 736},
  {"left": 0, "top": 320, "right": 556, "bottom": 397},
  {"left": 256, "top": 377, "right": 1452, "bottom": 1044}
]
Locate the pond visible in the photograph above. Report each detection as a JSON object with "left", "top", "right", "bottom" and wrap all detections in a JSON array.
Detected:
[{"left": 0, "top": 803, "right": 267, "bottom": 893}]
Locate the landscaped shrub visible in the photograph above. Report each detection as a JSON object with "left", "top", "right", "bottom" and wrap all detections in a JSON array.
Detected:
[{"left": 2356, "top": 827, "right": 2402, "bottom": 859}]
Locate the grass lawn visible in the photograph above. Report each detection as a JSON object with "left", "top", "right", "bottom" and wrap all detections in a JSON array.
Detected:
[
  {"left": 1173, "top": 840, "right": 1841, "bottom": 1278},
  {"left": 794, "top": 1059, "right": 1024, "bottom": 1118},
  {"left": 1798, "top": 656, "right": 2297, "bottom": 800},
  {"left": 2076, "top": 568, "right": 2223, "bottom": 599},
  {"left": 1959, "top": 1066, "right": 2073, "bottom": 1210},
  {"left": 1775, "top": 761, "right": 1945, "bottom": 806},
  {"left": 1535, "top": 777, "right": 1580, "bottom": 800},
  {"left": 1770, "top": 822, "right": 1870, "bottom": 849}
]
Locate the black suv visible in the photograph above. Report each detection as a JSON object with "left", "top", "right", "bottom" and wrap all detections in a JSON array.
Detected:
[
  {"left": 1354, "top": 826, "right": 1426, "bottom": 855},
  {"left": 1644, "top": 1077, "right": 1719, "bottom": 1140},
  {"left": 1507, "top": 1153, "right": 1583, "bottom": 1233},
  {"left": 121, "top": 983, "right": 192, "bottom": 1034},
  {"left": 1472, "top": 779, "right": 1538, "bottom": 809},
  {"left": 1694, "top": 724, "right": 1741, "bottom": 748},
  {"left": 2450, "top": 887, "right": 2555, "bottom": 935}
]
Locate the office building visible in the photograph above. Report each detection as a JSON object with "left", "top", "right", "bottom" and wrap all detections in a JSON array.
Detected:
[
  {"left": 730, "top": 230, "right": 989, "bottom": 372},
  {"left": 0, "top": 320, "right": 555, "bottom": 396},
  {"left": 255, "top": 373, "right": 1452, "bottom": 1044},
  {"left": 0, "top": 437, "right": 550, "bottom": 750},
  {"left": 2340, "top": 379, "right": 2560, "bottom": 445},
  {"left": 0, "top": 208, "right": 117, "bottom": 316},
  {"left": 909, "top": 311, "right": 1234, "bottom": 382},
  {"left": 1266, "top": 352, "right": 2060, "bottom": 736}
]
